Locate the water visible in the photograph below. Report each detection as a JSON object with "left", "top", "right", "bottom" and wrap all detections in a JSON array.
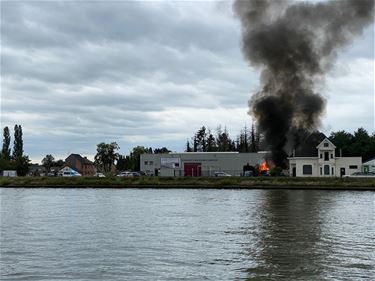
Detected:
[{"left": 0, "top": 188, "right": 374, "bottom": 281}]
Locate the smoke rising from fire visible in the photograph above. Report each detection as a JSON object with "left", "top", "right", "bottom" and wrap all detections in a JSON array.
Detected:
[{"left": 234, "top": 0, "right": 374, "bottom": 167}]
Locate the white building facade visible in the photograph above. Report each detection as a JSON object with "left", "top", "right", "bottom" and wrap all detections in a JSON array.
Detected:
[
  {"left": 140, "top": 152, "right": 267, "bottom": 177},
  {"left": 288, "top": 134, "right": 362, "bottom": 177}
]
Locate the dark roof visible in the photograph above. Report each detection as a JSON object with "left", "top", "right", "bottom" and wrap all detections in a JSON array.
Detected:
[
  {"left": 67, "top": 153, "right": 94, "bottom": 164},
  {"left": 294, "top": 132, "right": 327, "bottom": 157}
]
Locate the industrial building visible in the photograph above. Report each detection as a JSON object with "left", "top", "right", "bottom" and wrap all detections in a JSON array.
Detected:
[{"left": 140, "top": 152, "right": 268, "bottom": 177}]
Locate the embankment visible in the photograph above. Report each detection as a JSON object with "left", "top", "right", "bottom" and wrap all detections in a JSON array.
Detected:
[{"left": 1, "top": 176, "right": 375, "bottom": 190}]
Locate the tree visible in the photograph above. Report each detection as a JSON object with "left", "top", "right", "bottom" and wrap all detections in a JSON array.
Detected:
[
  {"left": 186, "top": 140, "right": 192, "bottom": 152},
  {"left": 11, "top": 125, "right": 29, "bottom": 175},
  {"left": 216, "top": 126, "right": 231, "bottom": 151},
  {"left": 250, "top": 124, "right": 258, "bottom": 152},
  {"left": 130, "top": 146, "right": 150, "bottom": 171},
  {"left": 195, "top": 126, "right": 207, "bottom": 152},
  {"left": 42, "top": 154, "right": 55, "bottom": 172},
  {"left": 207, "top": 129, "right": 217, "bottom": 152},
  {"left": 116, "top": 155, "right": 128, "bottom": 171},
  {"left": 2, "top": 126, "right": 11, "bottom": 160},
  {"left": 54, "top": 159, "right": 65, "bottom": 168},
  {"left": 94, "top": 142, "right": 120, "bottom": 173},
  {"left": 329, "top": 130, "right": 352, "bottom": 156},
  {"left": 14, "top": 156, "right": 30, "bottom": 176},
  {"left": 154, "top": 147, "right": 171, "bottom": 154},
  {"left": 12, "top": 124, "right": 23, "bottom": 160}
]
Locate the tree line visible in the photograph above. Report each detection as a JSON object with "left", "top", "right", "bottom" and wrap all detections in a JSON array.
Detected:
[
  {"left": 94, "top": 142, "right": 171, "bottom": 173},
  {"left": 329, "top": 128, "right": 375, "bottom": 162},
  {"left": 0, "top": 125, "right": 30, "bottom": 176},
  {"left": 92, "top": 127, "right": 375, "bottom": 173},
  {"left": 186, "top": 124, "right": 264, "bottom": 153}
]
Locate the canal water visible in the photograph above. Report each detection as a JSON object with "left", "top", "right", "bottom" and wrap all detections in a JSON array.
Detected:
[{"left": 0, "top": 188, "right": 374, "bottom": 280}]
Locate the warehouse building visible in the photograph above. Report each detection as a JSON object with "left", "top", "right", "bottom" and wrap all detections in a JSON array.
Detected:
[{"left": 140, "top": 152, "right": 267, "bottom": 177}]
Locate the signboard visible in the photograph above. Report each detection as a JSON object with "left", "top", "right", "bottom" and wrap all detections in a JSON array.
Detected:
[{"left": 161, "top": 158, "right": 180, "bottom": 169}]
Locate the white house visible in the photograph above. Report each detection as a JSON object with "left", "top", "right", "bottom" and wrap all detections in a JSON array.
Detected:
[
  {"left": 362, "top": 158, "right": 375, "bottom": 173},
  {"left": 288, "top": 132, "right": 362, "bottom": 177}
]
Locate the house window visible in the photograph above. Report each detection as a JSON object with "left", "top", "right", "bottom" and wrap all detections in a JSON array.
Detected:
[
  {"left": 303, "top": 165, "right": 312, "bottom": 175},
  {"left": 349, "top": 165, "right": 358, "bottom": 169},
  {"left": 324, "top": 152, "right": 329, "bottom": 161},
  {"left": 320, "top": 167, "right": 322, "bottom": 175},
  {"left": 331, "top": 154, "right": 333, "bottom": 158},
  {"left": 144, "top": 161, "right": 148, "bottom": 165},
  {"left": 149, "top": 161, "right": 154, "bottom": 165},
  {"left": 324, "top": 142, "right": 329, "bottom": 147},
  {"left": 331, "top": 167, "right": 334, "bottom": 175},
  {"left": 324, "top": 165, "right": 330, "bottom": 175},
  {"left": 320, "top": 154, "right": 322, "bottom": 159}
]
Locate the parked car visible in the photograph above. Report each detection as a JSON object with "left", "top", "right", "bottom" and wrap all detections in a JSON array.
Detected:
[
  {"left": 145, "top": 170, "right": 154, "bottom": 176},
  {"left": 343, "top": 172, "right": 375, "bottom": 178},
  {"left": 131, "top": 172, "right": 142, "bottom": 177},
  {"left": 94, "top": 172, "right": 105, "bottom": 178},
  {"left": 243, "top": 170, "right": 254, "bottom": 177},
  {"left": 117, "top": 171, "right": 134, "bottom": 177},
  {"left": 214, "top": 171, "right": 232, "bottom": 177},
  {"left": 61, "top": 171, "right": 82, "bottom": 177}
]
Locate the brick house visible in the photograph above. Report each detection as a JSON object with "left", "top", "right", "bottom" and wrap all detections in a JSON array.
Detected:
[{"left": 65, "top": 154, "right": 97, "bottom": 176}]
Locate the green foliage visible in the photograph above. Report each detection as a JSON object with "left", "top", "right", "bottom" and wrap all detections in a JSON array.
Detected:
[
  {"left": 94, "top": 142, "right": 120, "bottom": 173},
  {"left": 12, "top": 125, "right": 23, "bottom": 159},
  {"left": 270, "top": 166, "right": 283, "bottom": 177},
  {"left": 42, "top": 154, "right": 55, "bottom": 172},
  {"left": 2, "top": 127, "right": 11, "bottom": 160},
  {"left": 128, "top": 146, "right": 150, "bottom": 171},
  {"left": 329, "top": 128, "right": 375, "bottom": 161},
  {"left": 14, "top": 156, "right": 30, "bottom": 176},
  {"left": 0, "top": 125, "right": 30, "bottom": 176}
]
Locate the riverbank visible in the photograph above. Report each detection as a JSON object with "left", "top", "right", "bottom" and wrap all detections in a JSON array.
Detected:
[{"left": 1, "top": 176, "right": 375, "bottom": 190}]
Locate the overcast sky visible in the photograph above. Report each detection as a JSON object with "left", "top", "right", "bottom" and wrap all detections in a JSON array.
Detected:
[{"left": 1, "top": 0, "right": 374, "bottom": 163}]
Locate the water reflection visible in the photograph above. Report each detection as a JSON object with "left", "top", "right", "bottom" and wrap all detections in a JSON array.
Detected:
[
  {"left": 1, "top": 188, "right": 374, "bottom": 281},
  {"left": 242, "top": 190, "right": 374, "bottom": 281}
]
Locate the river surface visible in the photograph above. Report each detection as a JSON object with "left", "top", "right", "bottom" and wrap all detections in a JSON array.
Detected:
[{"left": 0, "top": 188, "right": 374, "bottom": 280}]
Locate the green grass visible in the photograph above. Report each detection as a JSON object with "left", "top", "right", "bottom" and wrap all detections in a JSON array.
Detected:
[{"left": 0, "top": 176, "right": 375, "bottom": 189}]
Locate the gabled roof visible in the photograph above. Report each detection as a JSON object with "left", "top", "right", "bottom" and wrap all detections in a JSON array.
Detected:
[
  {"left": 294, "top": 132, "right": 327, "bottom": 157},
  {"left": 316, "top": 138, "right": 336, "bottom": 149},
  {"left": 66, "top": 153, "right": 94, "bottom": 165},
  {"left": 363, "top": 157, "right": 375, "bottom": 165}
]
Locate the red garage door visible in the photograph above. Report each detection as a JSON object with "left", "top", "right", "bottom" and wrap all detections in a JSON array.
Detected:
[{"left": 184, "top": 163, "right": 201, "bottom": 177}]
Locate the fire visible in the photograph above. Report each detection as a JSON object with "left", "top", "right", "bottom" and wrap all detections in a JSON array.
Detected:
[{"left": 259, "top": 161, "right": 270, "bottom": 173}]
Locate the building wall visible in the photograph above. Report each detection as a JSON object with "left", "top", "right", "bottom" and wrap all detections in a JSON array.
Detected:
[
  {"left": 141, "top": 152, "right": 267, "bottom": 177},
  {"left": 289, "top": 157, "right": 362, "bottom": 177},
  {"left": 65, "top": 155, "right": 97, "bottom": 176},
  {"left": 336, "top": 157, "right": 362, "bottom": 176},
  {"left": 363, "top": 159, "right": 375, "bottom": 173},
  {"left": 289, "top": 158, "right": 319, "bottom": 177}
]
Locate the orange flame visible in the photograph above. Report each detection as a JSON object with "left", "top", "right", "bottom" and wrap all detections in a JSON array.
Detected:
[{"left": 259, "top": 161, "right": 270, "bottom": 173}]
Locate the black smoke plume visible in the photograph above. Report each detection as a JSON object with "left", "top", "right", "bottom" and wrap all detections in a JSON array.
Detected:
[{"left": 234, "top": 0, "right": 374, "bottom": 167}]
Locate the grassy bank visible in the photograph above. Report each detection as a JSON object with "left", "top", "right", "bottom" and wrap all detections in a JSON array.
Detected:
[{"left": 0, "top": 176, "right": 375, "bottom": 189}]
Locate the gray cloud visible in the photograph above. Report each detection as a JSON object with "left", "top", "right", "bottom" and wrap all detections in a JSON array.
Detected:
[{"left": 1, "top": 1, "right": 373, "bottom": 162}]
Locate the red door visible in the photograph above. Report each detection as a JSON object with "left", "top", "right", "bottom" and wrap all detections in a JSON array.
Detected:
[{"left": 184, "top": 163, "right": 202, "bottom": 177}]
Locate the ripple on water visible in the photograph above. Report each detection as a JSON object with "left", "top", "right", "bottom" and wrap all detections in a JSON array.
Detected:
[{"left": 1, "top": 188, "right": 374, "bottom": 281}]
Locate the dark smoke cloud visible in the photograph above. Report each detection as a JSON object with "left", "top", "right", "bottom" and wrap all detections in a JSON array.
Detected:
[{"left": 234, "top": 0, "right": 374, "bottom": 167}]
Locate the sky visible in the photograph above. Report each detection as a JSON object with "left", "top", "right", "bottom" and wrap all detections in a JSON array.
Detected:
[{"left": 1, "top": 0, "right": 374, "bottom": 163}]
